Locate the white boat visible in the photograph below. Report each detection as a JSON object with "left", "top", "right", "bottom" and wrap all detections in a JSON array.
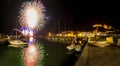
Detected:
[
  {"left": 75, "top": 45, "right": 81, "bottom": 52},
  {"left": 66, "top": 44, "right": 75, "bottom": 51},
  {"left": 66, "top": 43, "right": 82, "bottom": 52},
  {"left": 9, "top": 40, "right": 27, "bottom": 45},
  {"left": 8, "top": 28, "right": 28, "bottom": 45}
]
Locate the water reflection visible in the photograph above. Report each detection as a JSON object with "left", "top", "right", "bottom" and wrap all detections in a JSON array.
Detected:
[
  {"left": 21, "top": 37, "right": 44, "bottom": 66},
  {"left": 0, "top": 39, "right": 79, "bottom": 66}
]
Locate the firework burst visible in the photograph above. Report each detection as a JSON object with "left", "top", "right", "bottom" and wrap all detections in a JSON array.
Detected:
[
  {"left": 19, "top": 1, "right": 46, "bottom": 66},
  {"left": 19, "top": 1, "right": 46, "bottom": 31}
]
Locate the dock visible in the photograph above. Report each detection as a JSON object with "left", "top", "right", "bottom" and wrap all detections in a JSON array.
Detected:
[
  {"left": 75, "top": 43, "right": 120, "bottom": 66},
  {"left": 74, "top": 44, "right": 89, "bottom": 66}
]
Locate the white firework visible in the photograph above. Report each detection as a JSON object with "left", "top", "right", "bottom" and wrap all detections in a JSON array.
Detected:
[{"left": 19, "top": 1, "right": 46, "bottom": 31}]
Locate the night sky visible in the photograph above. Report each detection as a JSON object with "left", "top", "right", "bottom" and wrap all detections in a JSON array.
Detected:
[{"left": 0, "top": 0, "right": 120, "bottom": 35}]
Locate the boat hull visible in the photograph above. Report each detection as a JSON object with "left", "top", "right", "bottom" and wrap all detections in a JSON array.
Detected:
[{"left": 9, "top": 40, "right": 27, "bottom": 45}]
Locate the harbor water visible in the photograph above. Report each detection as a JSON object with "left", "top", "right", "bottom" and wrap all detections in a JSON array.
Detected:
[{"left": 0, "top": 40, "right": 80, "bottom": 66}]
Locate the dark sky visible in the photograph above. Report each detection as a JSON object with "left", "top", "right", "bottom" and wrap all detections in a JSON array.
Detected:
[{"left": 0, "top": 0, "right": 120, "bottom": 34}]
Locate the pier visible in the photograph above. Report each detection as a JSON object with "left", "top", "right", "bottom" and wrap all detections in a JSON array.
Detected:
[{"left": 75, "top": 43, "right": 120, "bottom": 66}]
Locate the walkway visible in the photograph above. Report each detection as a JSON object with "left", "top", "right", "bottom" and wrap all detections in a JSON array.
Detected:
[{"left": 75, "top": 44, "right": 120, "bottom": 66}]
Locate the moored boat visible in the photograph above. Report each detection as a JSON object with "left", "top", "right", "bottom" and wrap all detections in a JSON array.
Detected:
[{"left": 9, "top": 40, "right": 27, "bottom": 45}]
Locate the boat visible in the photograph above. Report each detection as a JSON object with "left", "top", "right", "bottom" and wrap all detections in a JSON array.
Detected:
[
  {"left": 66, "top": 44, "right": 75, "bottom": 51},
  {"left": 0, "top": 39, "right": 8, "bottom": 45},
  {"left": 9, "top": 40, "right": 27, "bottom": 45},
  {"left": 66, "top": 42, "right": 82, "bottom": 52},
  {"left": 8, "top": 29, "right": 28, "bottom": 45},
  {"left": 0, "top": 34, "right": 9, "bottom": 45},
  {"left": 75, "top": 45, "right": 81, "bottom": 52}
]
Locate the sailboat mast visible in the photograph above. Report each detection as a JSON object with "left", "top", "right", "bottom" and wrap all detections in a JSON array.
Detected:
[
  {"left": 15, "top": 20, "right": 18, "bottom": 39},
  {"left": 58, "top": 20, "right": 60, "bottom": 33},
  {"left": 16, "top": 29, "right": 17, "bottom": 39}
]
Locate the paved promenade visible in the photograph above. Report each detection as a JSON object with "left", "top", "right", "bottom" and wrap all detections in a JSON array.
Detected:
[{"left": 75, "top": 44, "right": 120, "bottom": 66}]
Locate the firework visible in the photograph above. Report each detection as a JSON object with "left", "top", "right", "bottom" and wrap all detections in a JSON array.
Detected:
[
  {"left": 19, "top": 1, "right": 46, "bottom": 30},
  {"left": 21, "top": 28, "right": 34, "bottom": 36},
  {"left": 20, "top": 1, "right": 46, "bottom": 66},
  {"left": 28, "top": 36, "right": 35, "bottom": 45}
]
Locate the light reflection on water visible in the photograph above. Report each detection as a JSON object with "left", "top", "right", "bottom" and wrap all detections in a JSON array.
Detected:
[
  {"left": 21, "top": 41, "right": 45, "bottom": 66},
  {"left": 0, "top": 40, "right": 79, "bottom": 66}
]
